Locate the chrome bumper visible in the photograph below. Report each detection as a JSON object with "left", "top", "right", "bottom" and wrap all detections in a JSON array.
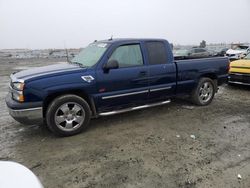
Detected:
[
  {"left": 8, "top": 107, "right": 43, "bottom": 125},
  {"left": 228, "top": 73, "right": 250, "bottom": 86},
  {"left": 228, "top": 81, "right": 250, "bottom": 86}
]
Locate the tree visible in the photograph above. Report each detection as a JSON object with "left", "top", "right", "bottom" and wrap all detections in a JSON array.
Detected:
[{"left": 200, "top": 40, "right": 206, "bottom": 48}]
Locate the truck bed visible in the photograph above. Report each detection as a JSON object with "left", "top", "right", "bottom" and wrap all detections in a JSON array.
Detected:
[{"left": 175, "top": 57, "right": 229, "bottom": 94}]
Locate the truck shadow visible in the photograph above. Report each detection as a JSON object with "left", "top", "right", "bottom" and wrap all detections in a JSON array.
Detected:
[
  {"left": 13, "top": 98, "right": 197, "bottom": 138},
  {"left": 227, "top": 84, "right": 250, "bottom": 91}
]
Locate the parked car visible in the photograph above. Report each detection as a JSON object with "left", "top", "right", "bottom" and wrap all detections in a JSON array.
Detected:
[
  {"left": 174, "top": 48, "right": 211, "bottom": 59},
  {"left": 217, "top": 48, "right": 229, "bottom": 57},
  {"left": 173, "top": 49, "right": 190, "bottom": 59},
  {"left": 5, "top": 38, "right": 229, "bottom": 136},
  {"left": 226, "top": 45, "right": 250, "bottom": 60},
  {"left": 207, "top": 49, "right": 218, "bottom": 57},
  {"left": 228, "top": 52, "right": 250, "bottom": 85},
  {"left": 190, "top": 47, "right": 211, "bottom": 58}
]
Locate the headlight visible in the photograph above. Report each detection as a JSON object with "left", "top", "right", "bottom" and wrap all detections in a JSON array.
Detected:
[
  {"left": 12, "top": 82, "right": 25, "bottom": 91},
  {"left": 12, "top": 90, "right": 24, "bottom": 102},
  {"left": 11, "top": 81, "right": 25, "bottom": 102}
]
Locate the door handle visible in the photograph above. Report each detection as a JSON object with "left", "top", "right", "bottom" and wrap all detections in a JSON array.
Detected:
[{"left": 139, "top": 71, "right": 147, "bottom": 77}]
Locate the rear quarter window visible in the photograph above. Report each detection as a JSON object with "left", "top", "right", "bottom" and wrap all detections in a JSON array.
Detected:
[{"left": 145, "top": 42, "right": 168, "bottom": 65}]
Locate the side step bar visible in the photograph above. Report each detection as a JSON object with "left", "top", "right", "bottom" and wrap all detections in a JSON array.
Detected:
[{"left": 99, "top": 100, "right": 171, "bottom": 116}]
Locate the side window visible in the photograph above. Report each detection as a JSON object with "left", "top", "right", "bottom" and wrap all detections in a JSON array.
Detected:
[
  {"left": 109, "top": 44, "right": 143, "bottom": 68},
  {"left": 195, "top": 48, "right": 205, "bottom": 53},
  {"left": 145, "top": 42, "right": 167, "bottom": 65},
  {"left": 194, "top": 49, "right": 200, "bottom": 53}
]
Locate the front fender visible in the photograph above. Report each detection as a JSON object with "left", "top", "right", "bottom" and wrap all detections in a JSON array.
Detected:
[{"left": 24, "top": 70, "right": 96, "bottom": 102}]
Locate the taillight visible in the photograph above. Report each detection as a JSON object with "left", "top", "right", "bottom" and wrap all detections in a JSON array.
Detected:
[{"left": 227, "top": 61, "right": 231, "bottom": 73}]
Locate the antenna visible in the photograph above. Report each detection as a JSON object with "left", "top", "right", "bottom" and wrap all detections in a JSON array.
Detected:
[{"left": 109, "top": 35, "right": 113, "bottom": 41}]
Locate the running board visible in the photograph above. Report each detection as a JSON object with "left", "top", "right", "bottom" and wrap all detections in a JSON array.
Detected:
[{"left": 98, "top": 100, "right": 171, "bottom": 116}]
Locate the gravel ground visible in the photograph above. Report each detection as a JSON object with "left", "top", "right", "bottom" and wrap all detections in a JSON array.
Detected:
[{"left": 0, "top": 58, "right": 250, "bottom": 188}]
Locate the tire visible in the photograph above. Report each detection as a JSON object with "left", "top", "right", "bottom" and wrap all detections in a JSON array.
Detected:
[
  {"left": 46, "top": 94, "right": 91, "bottom": 136},
  {"left": 191, "top": 77, "right": 216, "bottom": 106}
]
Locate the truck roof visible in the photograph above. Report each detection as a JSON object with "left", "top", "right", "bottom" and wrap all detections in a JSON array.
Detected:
[{"left": 97, "top": 38, "right": 168, "bottom": 44}]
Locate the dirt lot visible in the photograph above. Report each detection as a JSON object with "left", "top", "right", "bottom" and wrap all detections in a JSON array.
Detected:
[{"left": 0, "top": 58, "right": 250, "bottom": 188}]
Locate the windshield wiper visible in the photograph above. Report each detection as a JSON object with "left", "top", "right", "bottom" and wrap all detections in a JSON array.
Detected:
[{"left": 69, "top": 60, "right": 86, "bottom": 68}]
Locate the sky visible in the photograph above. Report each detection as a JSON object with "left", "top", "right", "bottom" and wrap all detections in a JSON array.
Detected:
[{"left": 0, "top": 0, "right": 250, "bottom": 49}]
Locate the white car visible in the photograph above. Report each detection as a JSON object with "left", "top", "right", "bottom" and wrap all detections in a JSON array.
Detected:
[
  {"left": 0, "top": 161, "right": 43, "bottom": 188},
  {"left": 226, "top": 45, "right": 250, "bottom": 60}
]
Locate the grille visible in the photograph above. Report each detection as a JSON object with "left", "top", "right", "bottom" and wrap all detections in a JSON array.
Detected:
[{"left": 226, "top": 54, "right": 236, "bottom": 57}]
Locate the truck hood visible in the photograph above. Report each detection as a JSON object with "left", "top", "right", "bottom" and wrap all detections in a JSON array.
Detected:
[
  {"left": 12, "top": 63, "right": 83, "bottom": 81},
  {"left": 230, "top": 59, "right": 250, "bottom": 68},
  {"left": 230, "top": 59, "right": 250, "bottom": 74},
  {"left": 226, "top": 49, "right": 247, "bottom": 55}
]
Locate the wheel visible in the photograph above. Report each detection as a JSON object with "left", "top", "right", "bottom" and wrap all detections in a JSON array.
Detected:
[
  {"left": 46, "top": 94, "right": 91, "bottom": 136},
  {"left": 191, "top": 77, "right": 216, "bottom": 106}
]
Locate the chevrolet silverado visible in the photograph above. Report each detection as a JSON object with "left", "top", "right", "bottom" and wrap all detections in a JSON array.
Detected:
[{"left": 6, "top": 39, "right": 229, "bottom": 136}]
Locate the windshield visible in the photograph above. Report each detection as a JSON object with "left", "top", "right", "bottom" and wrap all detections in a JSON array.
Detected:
[
  {"left": 244, "top": 53, "right": 250, "bottom": 59},
  {"left": 234, "top": 46, "right": 249, "bottom": 50},
  {"left": 71, "top": 43, "right": 109, "bottom": 67}
]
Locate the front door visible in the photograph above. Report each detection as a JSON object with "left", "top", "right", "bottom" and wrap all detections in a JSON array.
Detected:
[{"left": 95, "top": 43, "right": 149, "bottom": 112}]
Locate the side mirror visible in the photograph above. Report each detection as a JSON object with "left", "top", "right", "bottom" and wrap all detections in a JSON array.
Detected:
[{"left": 103, "top": 59, "right": 119, "bottom": 71}]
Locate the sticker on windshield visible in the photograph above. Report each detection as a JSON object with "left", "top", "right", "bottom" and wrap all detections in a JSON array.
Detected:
[{"left": 97, "top": 43, "right": 107, "bottom": 48}]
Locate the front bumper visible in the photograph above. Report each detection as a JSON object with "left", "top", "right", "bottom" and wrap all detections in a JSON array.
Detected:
[
  {"left": 228, "top": 73, "right": 250, "bottom": 86},
  {"left": 5, "top": 93, "right": 43, "bottom": 125}
]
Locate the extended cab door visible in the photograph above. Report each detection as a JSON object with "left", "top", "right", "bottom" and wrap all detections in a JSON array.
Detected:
[
  {"left": 145, "top": 41, "right": 176, "bottom": 101},
  {"left": 95, "top": 42, "right": 149, "bottom": 112}
]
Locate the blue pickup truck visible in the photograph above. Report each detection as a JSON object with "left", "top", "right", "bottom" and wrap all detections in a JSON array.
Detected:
[{"left": 6, "top": 39, "right": 229, "bottom": 136}]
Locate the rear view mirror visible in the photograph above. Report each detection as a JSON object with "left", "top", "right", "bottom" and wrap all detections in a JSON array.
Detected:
[{"left": 103, "top": 59, "right": 119, "bottom": 71}]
